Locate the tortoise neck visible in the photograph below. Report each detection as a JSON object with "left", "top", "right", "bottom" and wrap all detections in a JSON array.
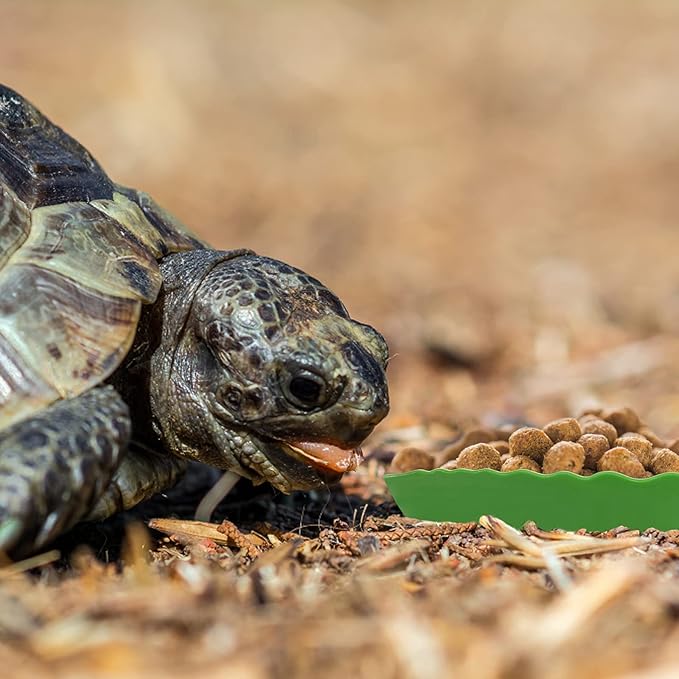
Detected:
[{"left": 113, "top": 248, "right": 254, "bottom": 451}]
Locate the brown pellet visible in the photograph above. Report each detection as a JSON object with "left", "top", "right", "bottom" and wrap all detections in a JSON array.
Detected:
[
  {"left": 390, "top": 447, "right": 435, "bottom": 473},
  {"left": 614, "top": 434, "right": 654, "bottom": 469},
  {"left": 501, "top": 455, "right": 541, "bottom": 473},
  {"left": 579, "top": 434, "right": 610, "bottom": 470},
  {"left": 602, "top": 407, "right": 641, "bottom": 435},
  {"left": 581, "top": 407, "right": 603, "bottom": 418},
  {"left": 439, "top": 428, "right": 495, "bottom": 463},
  {"left": 637, "top": 426, "right": 666, "bottom": 449},
  {"left": 457, "top": 443, "right": 502, "bottom": 471},
  {"left": 597, "top": 447, "right": 646, "bottom": 478},
  {"left": 493, "top": 424, "right": 520, "bottom": 441},
  {"left": 543, "top": 417, "right": 582, "bottom": 443},
  {"left": 580, "top": 419, "right": 618, "bottom": 446},
  {"left": 439, "top": 459, "right": 458, "bottom": 471},
  {"left": 542, "top": 441, "right": 585, "bottom": 474},
  {"left": 650, "top": 449, "right": 679, "bottom": 475},
  {"left": 490, "top": 440, "right": 510, "bottom": 456},
  {"left": 508, "top": 427, "right": 553, "bottom": 462},
  {"left": 581, "top": 469, "right": 594, "bottom": 477}
]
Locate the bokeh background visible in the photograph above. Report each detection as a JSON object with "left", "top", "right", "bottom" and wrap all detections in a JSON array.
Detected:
[{"left": 6, "top": 0, "right": 679, "bottom": 434}]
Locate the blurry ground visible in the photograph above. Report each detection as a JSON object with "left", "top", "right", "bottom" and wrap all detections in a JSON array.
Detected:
[{"left": 4, "top": 1, "right": 679, "bottom": 677}]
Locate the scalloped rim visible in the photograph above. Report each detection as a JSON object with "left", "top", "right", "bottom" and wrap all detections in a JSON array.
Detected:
[
  {"left": 383, "top": 468, "right": 679, "bottom": 531},
  {"left": 385, "top": 468, "right": 679, "bottom": 483}
]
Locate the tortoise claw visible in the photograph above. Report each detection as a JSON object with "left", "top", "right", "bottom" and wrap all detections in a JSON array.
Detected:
[{"left": 0, "top": 518, "right": 23, "bottom": 553}]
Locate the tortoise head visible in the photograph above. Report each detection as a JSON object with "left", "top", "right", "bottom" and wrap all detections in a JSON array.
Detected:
[{"left": 152, "top": 251, "right": 389, "bottom": 491}]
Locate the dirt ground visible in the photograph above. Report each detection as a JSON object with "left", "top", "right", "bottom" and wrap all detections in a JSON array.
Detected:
[{"left": 5, "top": 1, "right": 679, "bottom": 677}]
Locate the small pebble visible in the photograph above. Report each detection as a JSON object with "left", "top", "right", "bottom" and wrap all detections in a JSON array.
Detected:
[
  {"left": 580, "top": 419, "right": 618, "bottom": 446},
  {"left": 390, "top": 447, "right": 435, "bottom": 473},
  {"left": 579, "top": 434, "right": 610, "bottom": 470},
  {"left": 650, "top": 449, "right": 679, "bottom": 475},
  {"left": 439, "top": 460, "right": 458, "bottom": 471},
  {"left": 602, "top": 407, "right": 641, "bottom": 435},
  {"left": 543, "top": 417, "right": 582, "bottom": 443},
  {"left": 614, "top": 434, "right": 654, "bottom": 469},
  {"left": 508, "top": 427, "right": 553, "bottom": 462},
  {"left": 597, "top": 447, "right": 646, "bottom": 478},
  {"left": 457, "top": 443, "right": 502, "bottom": 471},
  {"left": 542, "top": 441, "right": 585, "bottom": 474},
  {"left": 501, "top": 455, "right": 541, "bottom": 473}
]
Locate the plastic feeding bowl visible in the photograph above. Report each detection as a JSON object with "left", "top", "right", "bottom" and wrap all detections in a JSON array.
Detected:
[{"left": 384, "top": 468, "right": 679, "bottom": 532}]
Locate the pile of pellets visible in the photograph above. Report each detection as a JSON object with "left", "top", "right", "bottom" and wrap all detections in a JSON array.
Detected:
[{"left": 390, "top": 407, "right": 679, "bottom": 478}]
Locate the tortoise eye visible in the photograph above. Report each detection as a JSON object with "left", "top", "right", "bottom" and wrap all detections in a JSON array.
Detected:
[{"left": 283, "top": 370, "right": 327, "bottom": 409}]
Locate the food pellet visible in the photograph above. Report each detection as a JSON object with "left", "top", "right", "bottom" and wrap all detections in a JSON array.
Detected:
[
  {"left": 637, "top": 426, "right": 666, "bottom": 448},
  {"left": 490, "top": 440, "right": 510, "bottom": 456},
  {"left": 602, "top": 407, "right": 641, "bottom": 436},
  {"left": 456, "top": 443, "right": 502, "bottom": 471},
  {"left": 580, "top": 418, "right": 618, "bottom": 446},
  {"left": 493, "top": 423, "right": 519, "bottom": 441},
  {"left": 390, "top": 447, "right": 435, "bottom": 473},
  {"left": 508, "top": 427, "right": 553, "bottom": 461},
  {"left": 501, "top": 455, "right": 541, "bottom": 473},
  {"left": 439, "top": 428, "right": 495, "bottom": 463},
  {"left": 614, "top": 434, "right": 653, "bottom": 469},
  {"left": 581, "top": 407, "right": 603, "bottom": 418},
  {"left": 542, "top": 441, "right": 585, "bottom": 474},
  {"left": 579, "top": 433, "right": 610, "bottom": 470},
  {"left": 597, "top": 447, "right": 646, "bottom": 478},
  {"left": 393, "top": 405, "right": 679, "bottom": 478},
  {"left": 543, "top": 418, "right": 582, "bottom": 443},
  {"left": 650, "top": 449, "right": 679, "bottom": 474}
]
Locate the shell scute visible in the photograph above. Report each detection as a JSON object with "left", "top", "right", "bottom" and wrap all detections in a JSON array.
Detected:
[
  {"left": 0, "top": 263, "right": 140, "bottom": 428},
  {"left": 0, "top": 85, "right": 113, "bottom": 208},
  {"left": 0, "top": 182, "right": 30, "bottom": 268},
  {"left": 12, "top": 200, "right": 163, "bottom": 303},
  {"left": 0, "top": 85, "right": 202, "bottom": 428}
]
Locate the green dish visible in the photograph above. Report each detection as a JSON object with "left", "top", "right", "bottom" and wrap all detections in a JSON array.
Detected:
[{"left": 384, "top": 468, "right": 679, "bottom": 531}]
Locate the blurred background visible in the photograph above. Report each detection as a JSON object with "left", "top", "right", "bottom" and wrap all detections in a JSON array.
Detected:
[{"left": 6, "top": 0, "right": 679, "bottom": 434}]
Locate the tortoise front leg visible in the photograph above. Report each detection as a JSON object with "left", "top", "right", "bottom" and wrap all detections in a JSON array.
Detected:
[
  {"left": 84, "top": 445, "right": 186, "bottom": 522},
  {"left": 0, "top": 385, "right": 129, "bottom": 557}
]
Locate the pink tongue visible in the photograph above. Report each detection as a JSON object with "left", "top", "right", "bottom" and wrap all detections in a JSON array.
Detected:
[{"left": 289, "top": 441, "right": 363, "bottom": 472}]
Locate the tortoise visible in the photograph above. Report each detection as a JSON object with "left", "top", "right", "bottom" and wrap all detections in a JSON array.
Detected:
[{"left": 0, "top": 84, "right": 389, "bottom": 557}]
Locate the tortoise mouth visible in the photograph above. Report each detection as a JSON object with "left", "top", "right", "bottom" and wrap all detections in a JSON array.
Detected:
[
  {"left": 243, "top": 433, "right": 361, "bottom": 491},
  {"left": 283, "top": 440, "right": 363, "bottom": 473}
]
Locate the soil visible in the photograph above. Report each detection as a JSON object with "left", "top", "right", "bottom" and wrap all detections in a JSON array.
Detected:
[{"left": 4, "top": 2, "right": 679, "bottom": 677}]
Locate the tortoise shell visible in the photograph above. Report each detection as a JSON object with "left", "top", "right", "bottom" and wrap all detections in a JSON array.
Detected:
[{"left": 0, "top": 84, "right": 204, "bottom": 429}]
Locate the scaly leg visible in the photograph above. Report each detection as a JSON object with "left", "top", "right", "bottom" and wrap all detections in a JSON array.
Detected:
[
  {"left": 0, "top": 385, "right": 129, "bottom": 557},
  {"left": 85, "top": 444, "right": 186, "bottom": 522}
]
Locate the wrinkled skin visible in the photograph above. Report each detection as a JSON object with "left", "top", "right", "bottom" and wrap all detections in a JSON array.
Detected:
[{"left": 126, "top": 249, "right": 390, "bottom": 492}]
